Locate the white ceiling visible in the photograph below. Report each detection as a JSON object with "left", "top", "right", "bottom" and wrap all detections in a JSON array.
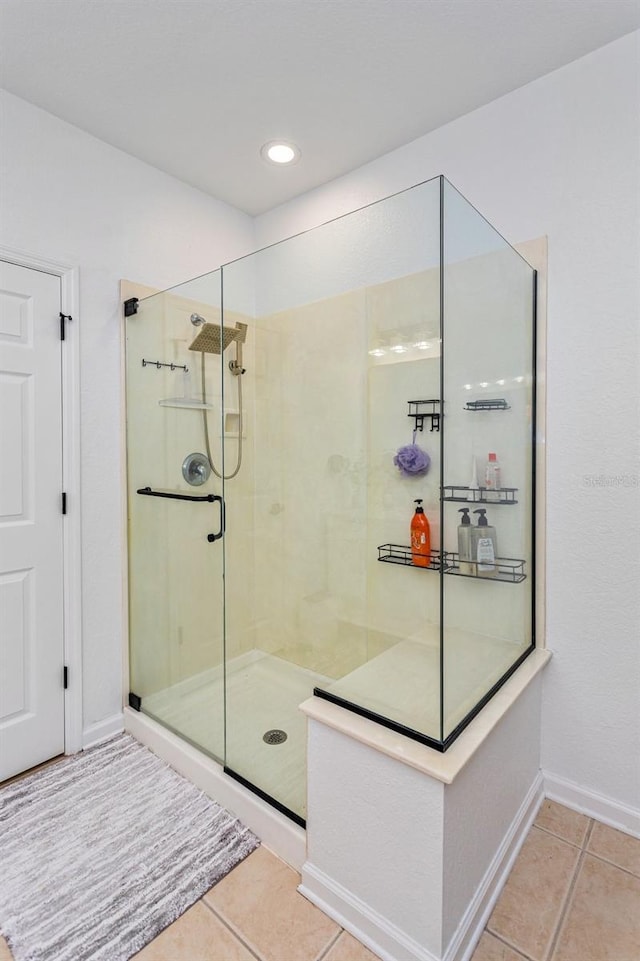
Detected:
[{"left": 1, "top": 0, "right": 639, "bottom": 215}]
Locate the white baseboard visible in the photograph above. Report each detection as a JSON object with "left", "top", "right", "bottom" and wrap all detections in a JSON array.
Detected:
[
  {"left": 81, "top": 713, "right": 124, "bottom": 750},
  {"left": 543, "top": 771, "right": 640, "bottom": 839},
  {"left": 299, "top": 863, "right": 439, "bottom": 961},
  {"left": 448, "top": 772, "right": 544, "bottom": 961},
  {"left": 124, "top": 707, "right": 306, "bottom": 871}
]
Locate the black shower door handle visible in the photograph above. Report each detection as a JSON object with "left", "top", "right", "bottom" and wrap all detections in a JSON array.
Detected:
[
  {"left": 136, "top": 487, "right": 225, "bottom": 543},
  {"left": 207, "top": 495, "right": 225, "bottom": 543}
]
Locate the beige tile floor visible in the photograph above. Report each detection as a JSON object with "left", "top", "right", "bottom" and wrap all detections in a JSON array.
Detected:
[
  {"left": 473, "top": 799, "right": 640, "bottom": 961},
  {"left": 0, "top": 800, "right": 638, "bottom": 961}
]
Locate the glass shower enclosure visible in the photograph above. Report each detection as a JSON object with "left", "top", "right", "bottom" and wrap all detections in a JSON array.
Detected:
[{"left": 126, "top": 176, "right": 536, "bottom": 825}]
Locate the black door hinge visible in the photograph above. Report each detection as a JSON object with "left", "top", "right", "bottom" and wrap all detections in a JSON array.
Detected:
[
  {"left": 62, "top": 492, "right": 67, "bottom": 514},
  {"left": 64, "top": 666, "right": 68, "bottom": 689},
  {"left": 124, "top": 297, "right": 139, "bottom": 317},
  {"left": 60, "top": 313, "right": 72, "bottom": 340}
]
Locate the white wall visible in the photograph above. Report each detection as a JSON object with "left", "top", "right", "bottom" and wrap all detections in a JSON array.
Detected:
[
  {"left": 0, "top": 90, "right": 254, "bottom": 738},
  {"left": 255, "top": 33, "right": 640, "bottom": 814}
]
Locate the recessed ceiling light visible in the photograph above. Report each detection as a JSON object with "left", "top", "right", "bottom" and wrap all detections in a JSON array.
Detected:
[{"left": 261, "top": 141, "right": 301, "bottom": 165}]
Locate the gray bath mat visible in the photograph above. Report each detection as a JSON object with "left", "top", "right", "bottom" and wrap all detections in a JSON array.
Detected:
[{"left": 0, "top": 733, "right": 259, "bottom": 961}]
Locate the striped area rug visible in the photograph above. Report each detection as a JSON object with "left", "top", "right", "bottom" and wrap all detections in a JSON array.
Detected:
[{"left": 0, "top": 733, "right": 259, "bottom": 961}]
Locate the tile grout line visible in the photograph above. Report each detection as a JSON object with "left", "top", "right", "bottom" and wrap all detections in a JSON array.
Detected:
[
  {"left": 198, "top": 897, "right": 267, "bottom": 961},
  {"left": 544, "top": 818, "right": 595, "bottom": 961},
  {"left": 533, "top": 823, "right": 587, "bottom": 850},
  {"left": 486, "top": 823, "right": 584, "bottom": 961},
  {"left": 199, "top": 893, "right": 345, "bottom": 961},
  {"left": 534, "top": 820, "right": 640, "bottom": 879},
  {"left": 582, "top": 830, "right": 640, "bottom": 881},
  {"left": 314, "top": 928, "right": 344, "bottom": 961},
  {"left": 583, "top": 851, "right": 640, "bottom": 880},
  {"left": 485, "top": 930, "right": 536, "bottom": 961}
]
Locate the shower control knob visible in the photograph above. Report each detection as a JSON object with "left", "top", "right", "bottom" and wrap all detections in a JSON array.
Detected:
[{"left": 182, "top": 451, "right": 211, "bottom": 487}]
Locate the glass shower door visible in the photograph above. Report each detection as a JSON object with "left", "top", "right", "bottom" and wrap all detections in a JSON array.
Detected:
[
  {"left": 220, "top": 179, "right": 442, "bottom": 823},
  {"left": 126, "top": 274, "right": 226, "bottom": 762}
]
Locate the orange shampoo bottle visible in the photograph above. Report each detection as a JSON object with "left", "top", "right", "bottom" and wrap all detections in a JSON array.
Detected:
[{"left": 411, "top": 499, "right": 431, "bottom": 567}]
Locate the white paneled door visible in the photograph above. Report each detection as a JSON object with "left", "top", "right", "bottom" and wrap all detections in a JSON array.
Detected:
[{"left": 0, "top": 261, "right": 65, "bottom": 781}]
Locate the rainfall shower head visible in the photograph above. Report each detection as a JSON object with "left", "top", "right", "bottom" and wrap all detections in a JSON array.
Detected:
[{"left": 189, "top": 323, "right": 240, "bottom": 354}]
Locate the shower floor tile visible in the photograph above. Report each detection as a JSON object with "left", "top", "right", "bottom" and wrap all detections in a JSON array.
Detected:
[{"left": 144, "top": 651, "right": 329, "bottom": 819}]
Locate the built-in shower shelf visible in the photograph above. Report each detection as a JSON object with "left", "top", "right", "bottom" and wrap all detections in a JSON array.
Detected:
[
  {"left": 377, "top": 544, "right": 526, "bottom": 583},
  {"left": 442, "top": 485, "right": 518, "bottom": 505},
  {"left": 159, "top": 397, "right": 213, "bottom": 410}
]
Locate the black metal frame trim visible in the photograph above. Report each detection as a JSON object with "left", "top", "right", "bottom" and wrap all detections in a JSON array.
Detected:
[
  {"left": 224, "top": 766, "right": 306, "bottom": 828},
  {"left": 128, "top": 692, "right": 142, "bottom": 711},
  {"left": 313, "top": 687, "right": 446, "bottom": 751},
  {"left": 441, "top": 645, "right": 535, "bottom": 749},
  {"left": 313, "top": 643, "right": 536, "bottom": 753}
]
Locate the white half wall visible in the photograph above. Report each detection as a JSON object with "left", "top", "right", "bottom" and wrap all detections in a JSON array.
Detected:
[
  {"left": 255, "top": 33, "right": 640, "bottom": 815},
  {"left": 0, "top": 90, "right": 254, "bottom": 742},
  {"left": 302, "top": 674, "right": 544, "bottom": 961}
]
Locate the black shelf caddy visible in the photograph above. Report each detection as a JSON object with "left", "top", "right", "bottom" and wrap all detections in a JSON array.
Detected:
[
  {"left": 465, "top": 398, "right": 510, "bottom": 411},
  {"left": 376, "top": 544, "right": 443, "bottom": 570},
  {"left": 442, "top": 485, "right": 518, "bottom": 505},
  {"left": 408, "top": 399, "right": 440, "bottom": 432},
  {"left": 377, "top": 544, "right": 526, "bottom": 583}
]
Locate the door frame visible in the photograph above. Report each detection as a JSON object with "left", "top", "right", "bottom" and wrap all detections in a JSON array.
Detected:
[{"left": 0, "top": 244, "right": 83, "bottom": 756}]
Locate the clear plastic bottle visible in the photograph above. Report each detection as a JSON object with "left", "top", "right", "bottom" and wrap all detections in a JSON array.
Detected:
[
  {"left": 457, "top": 507, "right": 474, "bottom": 575},
  {"left": 485, "top": 452, "right": 501, "bottom": 502},
  {"left": 471, "top": 508, "right": 497, "bottom": 576}
]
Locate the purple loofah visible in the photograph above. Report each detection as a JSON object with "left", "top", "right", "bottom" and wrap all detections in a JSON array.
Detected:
[{"left": 394, "top": 443, "right": 431, "bottom": 477}]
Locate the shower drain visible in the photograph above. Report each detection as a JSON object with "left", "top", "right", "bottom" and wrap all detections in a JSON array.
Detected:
[{"left": 263, "top": 729, "right": 288, "bottom": 745}]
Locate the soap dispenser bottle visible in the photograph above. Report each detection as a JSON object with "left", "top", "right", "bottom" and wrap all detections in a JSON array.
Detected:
[
  {"left": 457, "top": 508, "right": 474, "bottom": 575},
  {"left": 411, "top": 499, "right": 431, "bottom": 568},
  {"left": 471, "top": 508, "right": 497, "bottom": 577}
]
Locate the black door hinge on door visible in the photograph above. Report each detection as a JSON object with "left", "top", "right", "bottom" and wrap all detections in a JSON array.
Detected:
[
  {"left": 60, "top": 312, "right": 72, "bottom": 340},
  {"left": 61, "top": 492, "right": 67, "bottom": 514},
  {"left": 63, "top": 666, "right": 68, "bottom": 689}
]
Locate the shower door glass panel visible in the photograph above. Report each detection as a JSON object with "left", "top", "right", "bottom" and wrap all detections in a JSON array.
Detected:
[
  {"left": 126, "top": 273, "right": 226, "bottom": 761},
  {"left": 441, "top": 179, "right": 535, "bottom": 741},
  {"left": 221, "top": 178, "right": 442, "bottom": 821}
]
